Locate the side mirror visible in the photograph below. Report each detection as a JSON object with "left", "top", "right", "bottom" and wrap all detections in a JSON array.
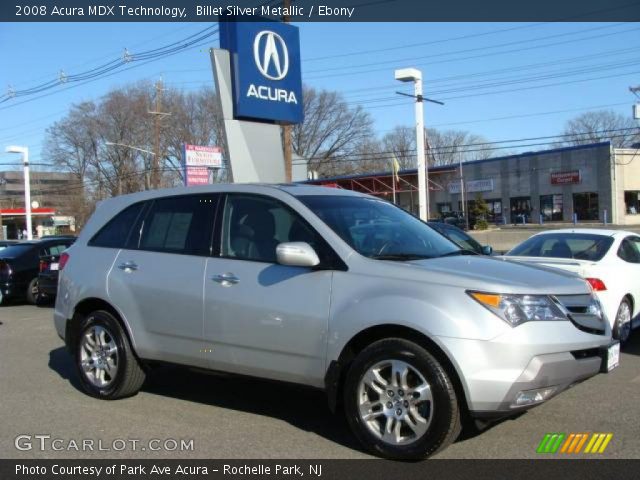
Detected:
[
  {"left": 276, "top": 242, "right": 320, "bottom": 267},
  {"left": 482, "top": 245, "right": 493, "bottom": 256}
]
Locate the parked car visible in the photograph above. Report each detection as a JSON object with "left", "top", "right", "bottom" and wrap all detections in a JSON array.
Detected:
[
  {"left": 55, "top": 185, "right": 617, "bottom": 460},
  {"left": 0, "top": 237, "right": 75, "bottom": 305},
  {"left": 0, "top": 240, "right": 19, "bottom": 250},
  {"left": 505, "top": 229, "right": 640, "bottom": 344},
  {"left": 428, "top": 221, "right": 493, "bottom": 255},
  {"left": 37, "top": 238, "right": 76, "bottom": 304}
]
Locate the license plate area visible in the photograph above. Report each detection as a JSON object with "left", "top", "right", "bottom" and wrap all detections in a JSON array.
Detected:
[
  {"left": 49, "top": 263, "right": 59, "bottom": 271},
  {"left": 601, "top": 342, "right": 620, "bottom": 373}
]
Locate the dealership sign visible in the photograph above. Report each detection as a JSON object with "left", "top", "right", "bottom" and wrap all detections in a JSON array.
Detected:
[
  {"left": 184, "top": 144, "right": 223, "bottom": 187},
  {"left": 551, "top": 170, "right": 581, "bottom": 185},
  {"left": 220, "top": 20, "right": 303, "bottom": 124},
  {"left": 448, "top": 178, "right": 494, "bottom": 194}
]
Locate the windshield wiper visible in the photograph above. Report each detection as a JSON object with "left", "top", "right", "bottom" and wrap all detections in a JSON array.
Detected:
[
  {"left": 437, "top": 249, "right": 479, "bottom": 257},
  {"left": 370, "top": 253, "right": 433, "bottom": 261}
]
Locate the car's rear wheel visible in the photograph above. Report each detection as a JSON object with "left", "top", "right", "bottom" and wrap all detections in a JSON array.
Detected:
[
  {"left": 75, "top": 310, "right": 145, "bottom": 399},
  {"left": 613, "top": 298, "right": 632, "bottom": 344},
  {"left": 343, "top": 338, "right": 461, "bottom": 460},
  {"left": 26, "top": 278, "right": 38, "bottom": 305}
]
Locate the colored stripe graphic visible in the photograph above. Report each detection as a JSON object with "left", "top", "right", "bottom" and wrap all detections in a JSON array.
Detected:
[
  {"left": 538, "top": 432, "right": 613, "bottom": 454},
  {"left": 537, "top": 433, "right": 565, "bottom": 453}
]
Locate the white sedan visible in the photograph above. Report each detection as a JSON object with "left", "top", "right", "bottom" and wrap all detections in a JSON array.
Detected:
[{"left": 504, "top": 229, "right": 640, "bottom": 344}]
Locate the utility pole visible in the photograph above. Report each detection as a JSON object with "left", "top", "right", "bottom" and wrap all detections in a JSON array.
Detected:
[
  {"left": 282, "top": 0, "right": 293, "bottom": 182},
  {"left": 148, "top": 78, "right": 171, "bottom": 189}
]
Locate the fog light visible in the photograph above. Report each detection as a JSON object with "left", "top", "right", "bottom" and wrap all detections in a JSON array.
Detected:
[{"left": 512, "top": 386, "right": 557, "bottom": 407}]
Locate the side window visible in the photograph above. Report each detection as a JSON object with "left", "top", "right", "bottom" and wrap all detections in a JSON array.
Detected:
[
  {"left": 90, "top": 202, "right": 145, "bottom": 248},
  {"left": 48, "top": 244, "right": 68, "bottom": 256},
  {"left": 138, "top": 195, "right": 217, "bottom": 256},
  {"left": 618, "top": 238, "right": 640, "bottom": 264},
  {"left": 221, "top": 194, "right": 324, "bottom": 264}
]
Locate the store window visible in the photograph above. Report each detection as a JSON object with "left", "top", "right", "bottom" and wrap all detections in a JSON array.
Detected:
[
  {"left": 624, "top": 191, "right": 640, "bottom": 215},
  {"left": 485, "top": 198, "right": 502, "bottom": 223},
  {"left": 573, "top": 192, "right": 599, "bottom": 221},
  {"left": 437, "top": 202, "right": 452, "bottom": 216},
  {"left": 540, "top": 194, "right": 563, "bottom": 221},
  {"left": 510, "top": 197, "right": 532, "bottom": 224}
]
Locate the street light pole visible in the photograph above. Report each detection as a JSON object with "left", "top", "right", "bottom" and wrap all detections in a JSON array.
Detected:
[
  {"left": 395, "top": 69, "right": 427, "bottom": 221},
  {"left": 395, "top": 68, "right": 443, "bottom": 221},
  {"left": 5, "top": 146, "right": 32, "bottom": 240}
]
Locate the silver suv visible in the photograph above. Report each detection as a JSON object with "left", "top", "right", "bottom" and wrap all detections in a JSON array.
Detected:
[{"left": 54, "top": 184, "right": 617, "bottom": 459}]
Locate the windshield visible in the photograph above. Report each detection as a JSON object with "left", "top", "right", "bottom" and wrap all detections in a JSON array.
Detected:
[
  {"left": 299, "top": 195, "right": 460, "bottom": 259},
  {"left": 506, "top": 233, "right": 613, "bottom": 261}
]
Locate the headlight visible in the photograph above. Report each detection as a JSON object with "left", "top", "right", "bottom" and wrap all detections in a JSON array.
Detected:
[{"left": 468, "top": 291, "right": 568, "bottom": 327}]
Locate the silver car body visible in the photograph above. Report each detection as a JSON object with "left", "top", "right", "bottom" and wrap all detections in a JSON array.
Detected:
[{"left": 54, "top": 184, "right": 613, "bottom": 415}]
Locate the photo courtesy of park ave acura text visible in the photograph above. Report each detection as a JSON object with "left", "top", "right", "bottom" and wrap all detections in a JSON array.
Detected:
[{"left": 1, "top": 0, "right": 640, "bottom": 477}]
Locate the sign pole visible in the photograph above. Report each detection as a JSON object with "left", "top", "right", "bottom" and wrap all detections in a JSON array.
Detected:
[{"left": 283, "top": 0, "right": 293, "bottom": 183}]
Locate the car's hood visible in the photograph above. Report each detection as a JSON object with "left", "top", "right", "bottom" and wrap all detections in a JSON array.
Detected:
[{"left": 366, "top": 254, "right": 590, "bottom": 295}]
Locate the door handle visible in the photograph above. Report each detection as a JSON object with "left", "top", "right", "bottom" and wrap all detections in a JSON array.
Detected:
[
  {"left": 212, "top": 272, "right": 239, "bottom": 286},
  {"left": 117, "top": 261, "right": 138, "bottom": 272}
]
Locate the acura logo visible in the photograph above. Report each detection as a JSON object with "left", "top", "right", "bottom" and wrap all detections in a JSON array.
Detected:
[{"left": 253, "top": 30, "right": 289, "bottom": 81}]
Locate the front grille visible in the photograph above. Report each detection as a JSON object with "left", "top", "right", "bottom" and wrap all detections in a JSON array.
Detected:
[{"left": 555, "top": 294, "right": 606, "bottom": 335}]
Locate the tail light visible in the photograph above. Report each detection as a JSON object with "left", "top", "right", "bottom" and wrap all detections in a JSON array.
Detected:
[
  {"left": 0, "top": 261, "right": 9, "bottom": 275},
  {"left": 58, "top": 252, "right": 70, "bottom": 271},
  {"left": 39, "top": 260, "right": 48, "bottom": 272},
  {"left": 586, "top": 278, "right": 607, "bottom": 291}
]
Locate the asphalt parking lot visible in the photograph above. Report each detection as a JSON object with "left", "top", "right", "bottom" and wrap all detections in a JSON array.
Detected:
[{"left": 1, "top": 304, "right": 639, "bottom": 459}]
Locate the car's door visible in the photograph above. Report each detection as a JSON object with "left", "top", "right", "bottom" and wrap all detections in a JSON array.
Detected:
[
  {"left": 616, "top": 236, "right": 640, "bottom": 326},
  {"left": 203, "top": 193, "right": 335, "bottom": 387},
  {"left": 108, "top": 194, "right": 218, "bottom": 368}
]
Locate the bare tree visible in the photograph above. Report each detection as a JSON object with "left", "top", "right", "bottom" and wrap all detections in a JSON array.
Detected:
[
  {"left": 561, "top": 110, "right": 640, "bottom": 148},
  {"left": 426, "top": 128, "right": 494, "bottom": 166},
  {"left": 382, "top": 126, "right": 494, "bottom": 170},
  {"left": 292, "top": 85, "right": 375, "bottom": 176}
]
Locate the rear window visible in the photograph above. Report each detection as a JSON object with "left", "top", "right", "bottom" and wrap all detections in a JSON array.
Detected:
[
  {"left": 89, "top": 202, "right": 146, "bottom": 249},
  {"left": 507, "top": 233, "right": 613, "bottom": 261}
]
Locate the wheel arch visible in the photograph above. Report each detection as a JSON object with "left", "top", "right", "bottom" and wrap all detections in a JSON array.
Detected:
[
  {"left": 66, "top": 297, "right": 137, "bottom": 356},
  {"left": 325, "top": 324, "right": 470, "bottom": 416}
]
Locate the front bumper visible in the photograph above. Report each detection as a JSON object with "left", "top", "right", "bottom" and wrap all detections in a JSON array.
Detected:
[{"left": 437, "top": 320, "right": 613, "bottom": 415}]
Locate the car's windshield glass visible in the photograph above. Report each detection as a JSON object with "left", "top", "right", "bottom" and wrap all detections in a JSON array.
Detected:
[
  {"left": 0, "top": 244, "right": 33, "bottom": 258},
  {"left": 439, "top": 225, "right": 483, "bottom": 254},
  {"left": 299, "top": 195, "right": 460, "bottom": 259},
  {"left": 506, "top": 233, "right": 614, "bottom": 261}
]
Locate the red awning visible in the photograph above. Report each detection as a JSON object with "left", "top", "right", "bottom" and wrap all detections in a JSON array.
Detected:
[{"left": 0, "top": 208, "right": 56, "bottom": 216}]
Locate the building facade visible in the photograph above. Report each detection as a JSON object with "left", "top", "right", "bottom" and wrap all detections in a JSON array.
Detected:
[
  {"left": 0, "top": 170, "right": 78, "bottom": 239},
  {"left": 308, "top": 142, "right": 640, "bottom": 226}
]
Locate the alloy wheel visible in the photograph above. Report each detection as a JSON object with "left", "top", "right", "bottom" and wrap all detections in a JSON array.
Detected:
[
  {"left": 357, "top": 359, "right": 433, "bottom": 445},
  {"left": 79, "top": 325, "right": 119, "bottom": 387}
]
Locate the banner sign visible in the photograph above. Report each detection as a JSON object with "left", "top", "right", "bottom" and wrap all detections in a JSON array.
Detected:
[
  {"left": 551, "top": 170, "right": 581, "bottom": 185},
  {"left": 219, "top": 19, "right": 304, "bottom": 124},
  {"left": 184, "top": 144, "right": 223, "bottom": 168},
  {"left": 448, "top": 179, "right": 494, "bottom": 194},
  {"left": 183, "top": 144, "right": 222, "bottom": 186}
]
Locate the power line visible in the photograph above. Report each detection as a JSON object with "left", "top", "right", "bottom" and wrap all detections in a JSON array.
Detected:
[{"left": 306, "top": 24, "right": 640, "bottom": 80}]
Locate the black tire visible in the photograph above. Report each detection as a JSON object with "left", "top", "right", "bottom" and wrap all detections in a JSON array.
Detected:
[
  {"left": 26, "top": 278, "right": 38, "bottom": 305},
  {"left": 613, "top": 298, "right": 632, "bottom": 345},
  {"left": 343, "top": 338, "right": 461, "bottom": 460},
  {"left": 74, "top": 310, "right": 146, "bottom": 399}
]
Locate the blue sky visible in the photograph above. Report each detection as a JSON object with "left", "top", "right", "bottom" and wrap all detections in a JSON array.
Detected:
[{"left": 0, "top": 21, "right": 638, "bottom": 169}]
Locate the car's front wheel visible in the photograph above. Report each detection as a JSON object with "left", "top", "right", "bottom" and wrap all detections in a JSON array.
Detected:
[
  {"left": 613, "top": 298, "right": 632, "bottom": 344},
  {"left": 75, "top": 310, "right": 146, "bottom": 399},
  {"left": 343, "top": 338, "right": 461, "bottom": 460}
]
